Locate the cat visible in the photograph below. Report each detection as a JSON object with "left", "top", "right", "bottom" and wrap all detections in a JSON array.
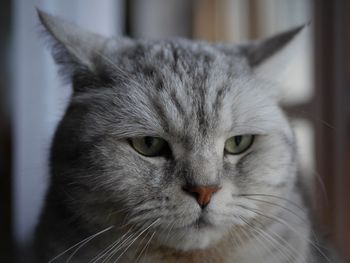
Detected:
[{"left": 34, "top": 10, "right": 339, "bottom": 263}]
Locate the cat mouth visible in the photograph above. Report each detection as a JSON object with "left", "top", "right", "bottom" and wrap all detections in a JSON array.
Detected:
[{"left": 185, "top": 215, "right": 213, "bottom": 229}]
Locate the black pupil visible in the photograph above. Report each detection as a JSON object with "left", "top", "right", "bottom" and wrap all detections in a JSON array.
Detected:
[
  {"left": 144, "top": 137, "right": 154, "bottom": 148},
  {"left": 234, "top": 136, "right": 242, "bottom": 146}
]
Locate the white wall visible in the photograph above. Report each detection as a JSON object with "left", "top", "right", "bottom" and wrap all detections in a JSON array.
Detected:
[
  {"left": 131, "top": 0, "right": 192, "bottom": 39},
  {"left": 12, "top": 0, "right": 124, "bottom": 246}
]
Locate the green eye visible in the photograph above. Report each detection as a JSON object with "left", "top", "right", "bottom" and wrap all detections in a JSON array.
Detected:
[
  {"left": 130, "top": 137, "right": 167, "bottom": 157},
  {"left": 224, "top": 135, "right": 254, "bottom": 155}
]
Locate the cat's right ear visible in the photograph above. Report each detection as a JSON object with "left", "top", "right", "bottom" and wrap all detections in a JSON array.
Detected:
[{"left": 37, "top": 9, "right": 131, "bottom": 89}]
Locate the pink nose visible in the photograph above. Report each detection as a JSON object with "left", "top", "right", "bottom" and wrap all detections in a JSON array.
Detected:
[{"left": 183, "top": 185, "right": 221, "bottom": 208}]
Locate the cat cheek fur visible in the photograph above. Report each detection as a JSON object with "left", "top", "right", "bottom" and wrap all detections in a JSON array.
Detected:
[{"left": 34, "top": 10, "right": 336, "bottom": 263}]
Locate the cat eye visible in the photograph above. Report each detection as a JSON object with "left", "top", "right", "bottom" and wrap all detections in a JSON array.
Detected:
[
  {"left": 130, "top": 137, "right": 169, "bottom": 157},
  {"left": 224, "top": 135, "right": 254, "bottom": 155}
]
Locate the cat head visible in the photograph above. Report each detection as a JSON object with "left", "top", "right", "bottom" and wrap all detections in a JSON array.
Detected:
[{"left": 39, "top": 10, "right": 301, "bottom": 250}]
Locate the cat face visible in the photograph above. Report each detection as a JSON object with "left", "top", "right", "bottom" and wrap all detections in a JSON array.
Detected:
[{"left": 40, "top": 11, "right": 300, "bottom": 251}]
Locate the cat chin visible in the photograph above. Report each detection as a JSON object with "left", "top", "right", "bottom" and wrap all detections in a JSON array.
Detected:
[{"left": 155, "top": 225, "right": 226, "bottom": 251}]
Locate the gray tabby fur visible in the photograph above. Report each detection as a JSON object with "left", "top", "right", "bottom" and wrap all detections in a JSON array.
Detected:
[{"left": 35, "top": 10, "right": 339, "bottom": 263}]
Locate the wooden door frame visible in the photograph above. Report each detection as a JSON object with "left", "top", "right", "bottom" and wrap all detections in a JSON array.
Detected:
[{"left": 313, "top": 0, "right": 350, "bottom": 260}]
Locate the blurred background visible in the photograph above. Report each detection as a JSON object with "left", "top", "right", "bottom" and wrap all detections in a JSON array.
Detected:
[{"left": 0, "top": 0, "right": 349, "bottom": 262}]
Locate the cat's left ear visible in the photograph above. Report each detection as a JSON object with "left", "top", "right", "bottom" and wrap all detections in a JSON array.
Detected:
[
  {"left": 240, "top": 25, "right": 309, "bottom": 99},
  {"left": 217, "top": 25, "right": 308, "bottom": 100},
  {"left": 240, "top": 26, "right": 305, "bottom": 68}
]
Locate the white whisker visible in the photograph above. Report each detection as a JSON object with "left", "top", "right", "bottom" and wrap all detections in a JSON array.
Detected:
[
  {"left": 239, "top": 205, "right": 332, "bottom": 263},
  {"left": 240, "top": 216, "right": 295, "bottom": 263},
  {"left": 89, "top": 227, "right": 134, "bottom": 263},
  {"left": 135, "top": 231, "right": 156, "bottom": 263},
  {"left": 113, "top": 218, "right": 160, "bottom": 262},
  {"left": 48, "top": 226, "right": 114, "bottom": 263},
  {"left": 101, "top": 228, "right": 141, "bottom": 263}
]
